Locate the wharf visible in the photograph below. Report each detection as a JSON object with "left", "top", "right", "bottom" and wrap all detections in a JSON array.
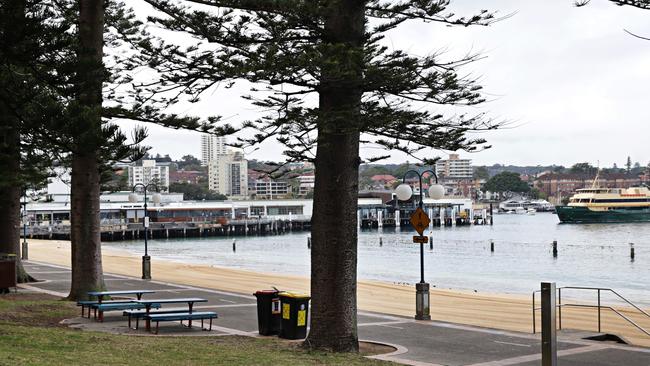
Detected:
[{"left": 22, "top": 217, "right": 310, "bottom": 241}]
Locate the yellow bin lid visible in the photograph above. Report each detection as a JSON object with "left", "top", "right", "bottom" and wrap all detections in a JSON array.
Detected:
[{"left": 278, "top": 291, "right": 310, "bottom": 299}]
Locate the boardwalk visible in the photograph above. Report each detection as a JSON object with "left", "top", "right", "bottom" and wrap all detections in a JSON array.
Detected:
[{"left": 20, "top": 261, "right": 650, "bottom": 366}]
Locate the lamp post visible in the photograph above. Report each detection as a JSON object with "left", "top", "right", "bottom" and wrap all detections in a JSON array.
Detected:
[
  {"left": 129, "top": 184, "right": 161, "bottom": 280},
  {"left": 395, "top": 169, "right": 444, "bottom": 320},
  {"left": 21, "top": 193, "right": 29, "bottom": 260}
]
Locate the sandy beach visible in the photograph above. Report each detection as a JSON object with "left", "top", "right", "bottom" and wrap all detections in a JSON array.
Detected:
[{"left": 26, "top": 239, "right": 650, "bottom": 347}]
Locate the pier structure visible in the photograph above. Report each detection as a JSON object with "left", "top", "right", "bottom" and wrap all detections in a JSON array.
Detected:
[
  {"left": 358, "top": 197, "right": 491, "bottom": 229},
  {"left": 22, "top": 199, "right": 313, "bottom": 241},
  {"left": 23, "top": 196, "right": 493, "bottom": 241}
]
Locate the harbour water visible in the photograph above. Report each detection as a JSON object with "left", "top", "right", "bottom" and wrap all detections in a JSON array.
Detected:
[{"left": 106, "top": 213, "right": 649, "bottom": 305}]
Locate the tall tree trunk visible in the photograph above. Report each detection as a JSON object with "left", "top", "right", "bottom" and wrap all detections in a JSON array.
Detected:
[
  {"left": 306, "top": 0, "right": 365, "bottom": 352},
  {"left": 68, "top": 0, "right": 106, "bottom": 300},
  {"left": 68, "top": 153, "right": 104, "bottom": 299},
  {"left": 0, "top": 114, "right": 33, "bottom": 283},
  {"left": 0, "top": 0, "right": 34, "bottom": 283}
]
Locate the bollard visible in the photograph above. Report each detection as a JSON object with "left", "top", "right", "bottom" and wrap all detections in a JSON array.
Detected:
[
  {"left": 489, "top": 203, "right": 494, "bottom": 226},
  {"left": 379, "top": 236, "right": 383, "bottom": 246},
  {"left": 541, "top": 282, "right": 558, "bottom": 366},
  {"left": 232, "top": 239, "right": 236, "bottom": 252},
  {"left": 630, "top": 243, "right": 635, "bottom": 261},
  {"left": 21, "top": 240, "right": 28, "bottom": 260},
  {"left": 552, "top": 241, "right": 558, "bottom": 258},
  {"left": 429, "top": 236, "right": 433, "bottom": 250},
  {"left": 490, "top": 240, "right": 494, "bottom": 252},
  {"left": 307, "top": 236, "right": 311, "bottom": 249}
]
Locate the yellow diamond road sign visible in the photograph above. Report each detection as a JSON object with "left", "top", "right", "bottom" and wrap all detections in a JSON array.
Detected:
[{"left": 410, "top": 207, "right": 430, "bottom": 236}]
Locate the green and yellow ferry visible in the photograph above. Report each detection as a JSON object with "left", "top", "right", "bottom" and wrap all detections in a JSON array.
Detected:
[{"left": 556, "top": 186, "right": 650, "bottom": 223}]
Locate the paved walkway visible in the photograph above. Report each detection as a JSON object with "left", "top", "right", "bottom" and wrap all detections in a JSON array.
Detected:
[{"left": 20, "top": 261, "right": 650, "bottom": 366}]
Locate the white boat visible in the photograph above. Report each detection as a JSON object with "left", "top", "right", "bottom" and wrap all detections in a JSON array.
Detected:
[{"left": 499, "top": 199, "right": 554, "bottom": 213}]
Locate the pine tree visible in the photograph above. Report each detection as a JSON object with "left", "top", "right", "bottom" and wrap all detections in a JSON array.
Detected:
[
  {"left": 129, "top": 0, "right": 505, "bottom": 351},
  {"left": 63, "top": 0, "right": 217, "bottom": 300},
  {"left": 132, "top": 0, "right": 506, "bottom": 351},
  {"left": 0, "top": 0, "right": 76, "bottom": 282},
  {"left": 0, "top": 0, "right": 214, "bottom": 298},
  {"left": 626, "top": 156, "right": 632, "bottom": 174}
]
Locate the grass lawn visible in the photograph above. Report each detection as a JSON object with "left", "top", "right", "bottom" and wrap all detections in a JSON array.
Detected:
[{"left": 0, "top": 293, "right": 393, "bottom": 366}]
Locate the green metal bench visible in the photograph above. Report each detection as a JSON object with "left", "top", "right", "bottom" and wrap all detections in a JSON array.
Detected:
[
  {"left": 145, "top": 311, "right": 218, "bottom": 334},
  {"left": 77, "top": 300, "right": 96, "bottom": 318},
  {"left": 78, "top": 300, "right": 140, "bottom": 318},
  {"left": 92, "top": 302, "right": 161, "bottom": 322},
  {"left": 122, "top": 309, "right": 187, "bottom": 329}
]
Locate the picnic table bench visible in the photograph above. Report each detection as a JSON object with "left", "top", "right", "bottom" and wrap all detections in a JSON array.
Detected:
[
  {"left": 134, "top": 298, "right": 209, "bottom": 332},
  {"left": 77, "top": 290, "right": 156, "bottom": 321},
  {"left": 123, "top": 309, "right": 188, "bottom": 329},
  {"left": 78, "top": 300, "right": 143, "bottom": 318},
  {"left": 147, "top": 312, "right": 218, "bottom": 334}
]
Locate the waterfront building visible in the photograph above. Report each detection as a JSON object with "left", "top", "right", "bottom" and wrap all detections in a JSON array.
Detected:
[
  {"left": 640, "top": 170, "right": 650, "bottom": 184},
  {"left": 435, "top": 154, "right": 473, "bottom": 180},
  {"left": 298, "top": 173, "right": 315, "bottom": 195},
  {"left": 370, "top": 174, "right": 397, "bottom": 189},
  {"left": 251, "top": 178, "right": 291, "bottom": 199},
  {"left": 286, "top": 161, "right": 314, "bottom": 171},
  {"left": 449, "top": 179, "right": 485, "bottom": 199},
  {"left": 170, "top": 170, "right": 204, "bottom": 185},
  {"left": 200, "top": 134, "right": 227, "bottom": 166},
  {"left": 208, "top": 151, "right": 248, "bottom": 198},
  {"left": 23, "top": 196, "right": 480, "bottom": 239},
  {"left": 128, "top": 160, "right": 170, "bottom": 192}
]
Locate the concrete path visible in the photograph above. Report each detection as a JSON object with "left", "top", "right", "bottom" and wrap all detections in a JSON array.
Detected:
[{"left": 20, "top": 261, "right": 650, "bottom": 366}]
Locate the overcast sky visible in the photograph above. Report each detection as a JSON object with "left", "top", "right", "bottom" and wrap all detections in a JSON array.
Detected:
[{"left": 119, "top": 0, "right": 650, "bottom": 168}]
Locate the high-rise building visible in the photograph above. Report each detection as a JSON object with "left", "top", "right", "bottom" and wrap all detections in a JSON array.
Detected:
[
  {"left": 208, "top": 152, "right": 248, "bottom": 198},
  {"left": 200, "top": 134, "right": 227, "bottom": 166},
  {"left": 128, "top": 160, "right": 170, "bottom": 192},
  {"left": 435, "top": 154, "right": 473, "bottom": 180}
]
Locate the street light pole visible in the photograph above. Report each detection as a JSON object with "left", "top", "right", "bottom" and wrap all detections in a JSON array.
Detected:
[
  {"left": 396, "top": 169, "right": 443, "bottom": 321},
  {"left": 21, "top": 192, "right": 28, "bottom": 260},
  {"left": 130, "top": 183, "right": 159, "bottom": 280}
]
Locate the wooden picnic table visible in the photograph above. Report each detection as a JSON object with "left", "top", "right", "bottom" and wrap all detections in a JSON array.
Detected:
[
  {"left": 136, "top": 298, "right": 208, "bottom": 331},
  {"left": 87, "top": 290, "right": 156, "bottom": 303}
]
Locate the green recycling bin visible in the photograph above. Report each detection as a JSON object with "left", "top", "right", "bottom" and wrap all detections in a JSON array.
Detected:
[
  {"left": 278, "top": 292, "right": 310, "bottom": 340},
  {"left": 254, "top": 290, "right": 282, "bottom": 335}
]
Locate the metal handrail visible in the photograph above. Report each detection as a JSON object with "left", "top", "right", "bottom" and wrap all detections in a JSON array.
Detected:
[
  {"left": 557, "top": 304, "right": 650, "bottom": 337},
  {"left": 532, "top": 286, "right": 650, "bottom": 337}
]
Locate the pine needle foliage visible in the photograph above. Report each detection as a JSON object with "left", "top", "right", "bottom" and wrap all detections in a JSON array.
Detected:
[
  {"left": 125, "top": 0, "right": 506, "bottom": 352},
  {"left": 129, "top": 0, "right": 507, "bottom": 168}
]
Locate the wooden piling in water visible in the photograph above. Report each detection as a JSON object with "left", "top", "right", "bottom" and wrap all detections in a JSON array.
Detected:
[
  {"left": 489, "top": 203, "right": 494, "bottom": 225},
  {"left": 490, "top": 240, "right": 494, "bottom": 252},
  {"left": 630, "top": 243, "right": 635, "bottom": 261}
]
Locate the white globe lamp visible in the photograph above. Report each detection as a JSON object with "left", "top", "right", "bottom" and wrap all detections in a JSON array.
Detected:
[
  {"left": 152, "top": 193, "right": 162, "bottom": 205},
  {"left": 128, "top": 193, "right": 139, "bottom": 203},
  {"left": 395, "top": 184, "right": 413, "bottom": 201},
  {"left": 428, "top": 184, "right": 444, "bottom": 200}
]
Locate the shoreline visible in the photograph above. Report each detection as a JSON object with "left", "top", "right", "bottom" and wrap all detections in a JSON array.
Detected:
[
  {"left": 108, "top": 245, "right": 535, "bottom": 300},
  {"left": 25, "top": 239, "right": 650, "bottom": 347}
]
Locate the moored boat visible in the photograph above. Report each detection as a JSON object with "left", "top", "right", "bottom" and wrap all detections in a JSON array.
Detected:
[
  {"left": 498, "top": 199, "right": 554, "bottom": 213},
  {"left": 556, "top": 186, "right": 650, "bottom": 223}
]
